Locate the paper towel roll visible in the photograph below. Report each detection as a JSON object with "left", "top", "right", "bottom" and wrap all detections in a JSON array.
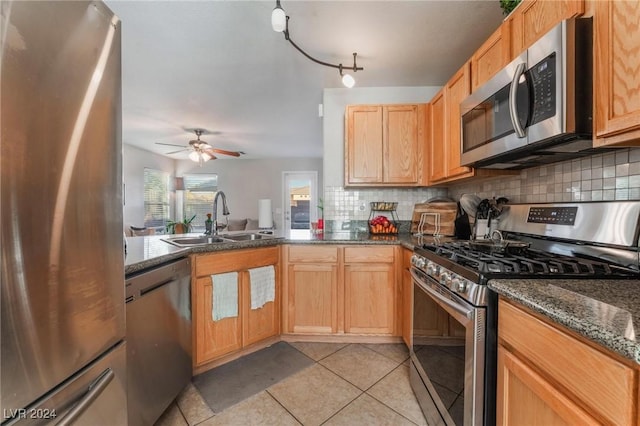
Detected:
[{"left": 258, "top": 199, "right": 272, "bottom": 228}]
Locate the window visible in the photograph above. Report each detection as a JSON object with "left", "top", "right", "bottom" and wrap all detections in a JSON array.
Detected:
[
  {"left": 144, "top": 168, "right": 170, "bottom": 228},
  {"left": 183, "top": 174, "right": 218, "bottom": 231}
]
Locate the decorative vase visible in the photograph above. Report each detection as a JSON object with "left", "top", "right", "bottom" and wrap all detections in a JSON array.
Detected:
[{"left": 174, "top": 223, "right": 187, "bottom": 234}]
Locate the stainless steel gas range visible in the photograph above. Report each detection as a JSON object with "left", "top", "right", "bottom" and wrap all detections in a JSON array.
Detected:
[{"left": 409, "top": 201, "right": 640, "bottom": 426}]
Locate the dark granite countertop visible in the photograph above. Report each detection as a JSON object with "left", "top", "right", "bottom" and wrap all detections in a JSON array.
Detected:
[
  {"left": 124, "top": 231, "right": 436, "bottom": 275},
  {"left": 489, "top": 279, "right": 640, "bottom": 364}
]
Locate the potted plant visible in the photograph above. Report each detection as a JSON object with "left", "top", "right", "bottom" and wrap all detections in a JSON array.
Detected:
[
  {"left": 166, "top": 214, "right": 196, "bottom": 234},
  {"left": 499, "top": 0, "right": 521, "bottom": 16}
]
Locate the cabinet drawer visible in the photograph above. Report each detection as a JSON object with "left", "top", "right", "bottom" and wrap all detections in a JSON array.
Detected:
[
  {"left": 195, "top": 247, "right": 279, "bottom": 277},
  {"left": 499, "top": 299, "right": 636, "bottom": 426},
  {"left": 344, "top": 246, "right": 394, "bottom": 263},
  {"left": 287, "top": 245, "right": 338, "bottom": 263}
]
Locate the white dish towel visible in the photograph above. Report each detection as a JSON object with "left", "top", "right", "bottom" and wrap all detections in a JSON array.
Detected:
[
  {"left": 249, "top": 265, "right": 275, "bottom": 309},
  {"left": 211, "top": 272, "right": 238, "bottom": 321}
]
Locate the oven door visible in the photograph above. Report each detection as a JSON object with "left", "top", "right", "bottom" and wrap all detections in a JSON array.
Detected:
[{"left": 409, "top": 267, "right": 485, "bottom": 426}]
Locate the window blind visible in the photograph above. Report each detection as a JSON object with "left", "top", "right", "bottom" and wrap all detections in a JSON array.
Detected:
[
  {"left": 143, "top": 168, "right": 170, "bottom": 227},
  {"left": 183, "top": 174, "right": 218, "bottom": 231}
]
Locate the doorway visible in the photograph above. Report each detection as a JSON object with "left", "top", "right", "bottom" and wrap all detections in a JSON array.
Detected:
[{"left": 282, "top": 172, "right": 318, "bottom": 233}]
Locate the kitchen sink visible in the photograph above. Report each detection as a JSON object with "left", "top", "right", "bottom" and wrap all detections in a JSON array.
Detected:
[
  {"left": 162, "top": 236, "right": 226, "bottom": 247},
  {"left": 221, "top": 233, "right": 273, "bottom": 241}
]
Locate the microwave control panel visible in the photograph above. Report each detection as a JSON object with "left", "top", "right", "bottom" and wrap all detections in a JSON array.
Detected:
[
  {"left": 529, "top": 53, "right": 557, "bottom": 125},
  {"left": 527, "top": 206, "right": 578, "bottom": 225}
]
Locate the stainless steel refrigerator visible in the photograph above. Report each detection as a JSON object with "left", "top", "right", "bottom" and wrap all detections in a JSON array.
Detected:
[{"left": 1, "top": 1, "right": 126, "bottom": 424}]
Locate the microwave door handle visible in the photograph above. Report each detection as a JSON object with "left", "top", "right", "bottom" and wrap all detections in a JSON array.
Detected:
[{"left": 509, "top": 62, "right": 527, "bottom": 138}]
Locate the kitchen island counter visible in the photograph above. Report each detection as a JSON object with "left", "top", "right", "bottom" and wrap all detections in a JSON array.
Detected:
[{"left": 489, "top": 279, "right": 640, "bottom": 364}]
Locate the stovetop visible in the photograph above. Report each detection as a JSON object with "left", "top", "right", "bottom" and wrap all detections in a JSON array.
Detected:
[{"left": 419, "top": 242, "right": 639, "bottom": 279}]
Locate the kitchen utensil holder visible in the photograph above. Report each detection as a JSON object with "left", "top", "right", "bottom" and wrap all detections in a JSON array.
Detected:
[{"left": 416, "top": 212, "right": 442, "bottom": 236}]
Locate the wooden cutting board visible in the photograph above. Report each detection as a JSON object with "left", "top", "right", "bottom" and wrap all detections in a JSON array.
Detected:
[{"left": 411, "top": 202, "right": 458, "bottom": 236}]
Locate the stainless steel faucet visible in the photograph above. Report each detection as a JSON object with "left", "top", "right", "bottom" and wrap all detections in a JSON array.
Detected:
[{"left": 212, "top": 191, "right": 230, "bottom": 235}]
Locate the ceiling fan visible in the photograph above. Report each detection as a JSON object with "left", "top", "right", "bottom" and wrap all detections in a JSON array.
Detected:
[{"left": 156, "top": 129, "right": 244, "bottom": 165}]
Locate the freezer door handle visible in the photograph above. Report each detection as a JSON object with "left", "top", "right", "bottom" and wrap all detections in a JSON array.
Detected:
[{"left": 56, "top": 368, "right": 115, "bottom": 426}]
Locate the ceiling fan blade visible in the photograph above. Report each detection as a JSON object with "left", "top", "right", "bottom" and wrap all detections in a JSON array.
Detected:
[
  {"left": 203, "top": 149, "right": 218, "bottom": 160},
  {"left": 165, "top": 148, "right": 189, "bottom": 154},
  {"left": 209, "top": 148, "right": 241, "bottom": 157},
  {"left": 156, "top": 142, "right": 187, "bottom": 147}
]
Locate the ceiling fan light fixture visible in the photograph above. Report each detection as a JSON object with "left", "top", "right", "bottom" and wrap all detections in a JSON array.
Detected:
[
  {"left": 188, "top": 151, "right": 200, "bottom": 162},
  {"left": 271, "top": 0, "right": 286, "bottom": 32},
  {"left": 201, "top": 152, "right": 213, "bottom": 162}
]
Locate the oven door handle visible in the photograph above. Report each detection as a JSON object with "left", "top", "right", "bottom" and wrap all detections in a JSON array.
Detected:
[{"left": 410, "top": 269, "right": 473, "bottom": 319}]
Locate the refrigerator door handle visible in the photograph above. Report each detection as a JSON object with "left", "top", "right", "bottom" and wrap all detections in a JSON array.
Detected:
[{"left": 56, "top": 368, "right": 115, "bottom": 426}]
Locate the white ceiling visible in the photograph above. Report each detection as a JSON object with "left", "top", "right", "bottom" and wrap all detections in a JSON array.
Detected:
[{"left": 106, "top": 0, "right": 504, "bottom": 160}]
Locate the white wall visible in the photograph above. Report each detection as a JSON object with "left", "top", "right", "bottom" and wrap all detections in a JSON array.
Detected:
[
  {"left": 123, "top": 144, "right": 176, "bottom": 227},
  {"left": 322, "top": 86, "right": 441, "bottom": 188},
  {"left": 176, "top": 157, "right": 323, "bottom": 229}
]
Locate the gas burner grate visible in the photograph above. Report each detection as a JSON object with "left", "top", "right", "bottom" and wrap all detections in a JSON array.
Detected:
[{"left": 420, "top": 242, "right": 633, "bottom": 277}]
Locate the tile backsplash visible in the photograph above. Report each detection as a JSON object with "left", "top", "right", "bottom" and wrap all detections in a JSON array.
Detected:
[
  {"left": 324, "top": 186, "right": 448, "bottom": 225},
  {"left": 448, "top": 148, "right": 640, "bottom": 204},
  {"left": 324, "top": 148, "right": 640, "bottom": 230}
]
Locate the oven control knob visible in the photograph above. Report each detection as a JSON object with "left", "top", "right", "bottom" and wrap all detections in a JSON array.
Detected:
[
  {"left": 411, "top": 255, "right": 426, "bottom": 269},
  {"left": 440, "top": 272, "right": 450, "bottom": 286},
  {"left": 453, "top": 278, "right": 467, "bottom": 292},
  {"left": 427, "top": 262, "right": 437, "bottom": 276}
]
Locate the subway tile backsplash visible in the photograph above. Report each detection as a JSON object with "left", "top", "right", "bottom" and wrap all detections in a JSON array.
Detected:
[
  {"left": 324, "top": 148, "right": 640, "bottom": 230},
  {"left": 448, "top": 148, "right": 640, "bottom": 203}
]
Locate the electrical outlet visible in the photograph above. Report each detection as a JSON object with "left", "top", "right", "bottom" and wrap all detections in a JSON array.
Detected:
[{"left": 358, "top": 202, "right": 366, "bottom": 211}]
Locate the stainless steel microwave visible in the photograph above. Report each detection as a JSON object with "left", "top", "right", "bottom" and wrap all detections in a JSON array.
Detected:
[{"left": 460, "top": 18, "right": 593, "bottom": 169}]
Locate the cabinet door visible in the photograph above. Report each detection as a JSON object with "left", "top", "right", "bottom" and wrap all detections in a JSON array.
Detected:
[
  {"left": 287, "top": 263, "right": 338, "bottom": 334},
  {"left": 383, "top": 104, "right": 421, "bottom": 184},
  {"left": 242, "top": 266, "right": 279, "bottom": 347},
  {"left": 594, "top": 0, "right": 640, "bottom": 146},
  {"left": 471, "top": 23, "right": 511, "bottom": 91},
  {"left": 509, "top": 0, "right": 584, "bottom": 56},
  {"left": 446, "top": 62, "right": 472, "bottom": 179},
  {"left": 497, "top": 346, "right": 599, "bottom": 426},
  {"left": 345, "top": 105, "right": 383, "bottom": 184},
  {"left": 428, "top": 89, "right": 447, "bottom": 182},
  {"left": 344, "top": 263, "right": 395, "bottom": 334},
  {"left": 194, "top": 276, "right": 242, "bottom": 366}
]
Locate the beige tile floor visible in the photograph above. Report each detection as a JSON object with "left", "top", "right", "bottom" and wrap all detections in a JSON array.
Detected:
[{"left": 155, "top": 343, "right": 428, "bottom": 426}]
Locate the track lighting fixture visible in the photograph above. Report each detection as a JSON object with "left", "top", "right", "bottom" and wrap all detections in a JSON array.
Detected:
[{"left": 271, "top": 0, "right": 363, "bottom": 88}]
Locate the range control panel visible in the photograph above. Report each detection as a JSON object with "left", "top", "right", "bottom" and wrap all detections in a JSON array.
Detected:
[{"left": 527, "top": 206, "right": 578, "bottom": 225}]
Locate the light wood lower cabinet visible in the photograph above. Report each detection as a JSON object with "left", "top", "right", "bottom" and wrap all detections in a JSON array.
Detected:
[
  {"left": 283, "top": 245, "right": 400, "bottom": 336},
  {"left": 287, "top": 263, "right": 338, "bottom": 334},
  {"left": 192, "top": 247, "right": 279, "bottom": 367},
  {"left": 497, "top": 298, "right": 638, "bottom": 426}
]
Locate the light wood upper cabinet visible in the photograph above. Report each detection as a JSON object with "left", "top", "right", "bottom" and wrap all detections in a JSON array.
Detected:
[
  {"left": 594, "top": 0, "right": 640, "bottom": 147},
  {"left": 346, "top": 106, "right": 383, "bottom": 184},
  {"left": 192, "top": 247, "right": 279, "bottom": 367},
  {"left": 471, "top": 22, "right": 512, "bottom": 91},
  {"left": 345, "top": 104, "right": 425, "bottom": 187},
  {"left": 428, "top": 63, "right": 475, "bottom": 184},
  {"left": 428, "top": 89, "right": 447, "bottom": 183},
  {"left": 497, "top": 299, "right": 638, "bottom": 426},
  {"left": 507, "top": 0, "right": 584, "bottom": 57}
]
